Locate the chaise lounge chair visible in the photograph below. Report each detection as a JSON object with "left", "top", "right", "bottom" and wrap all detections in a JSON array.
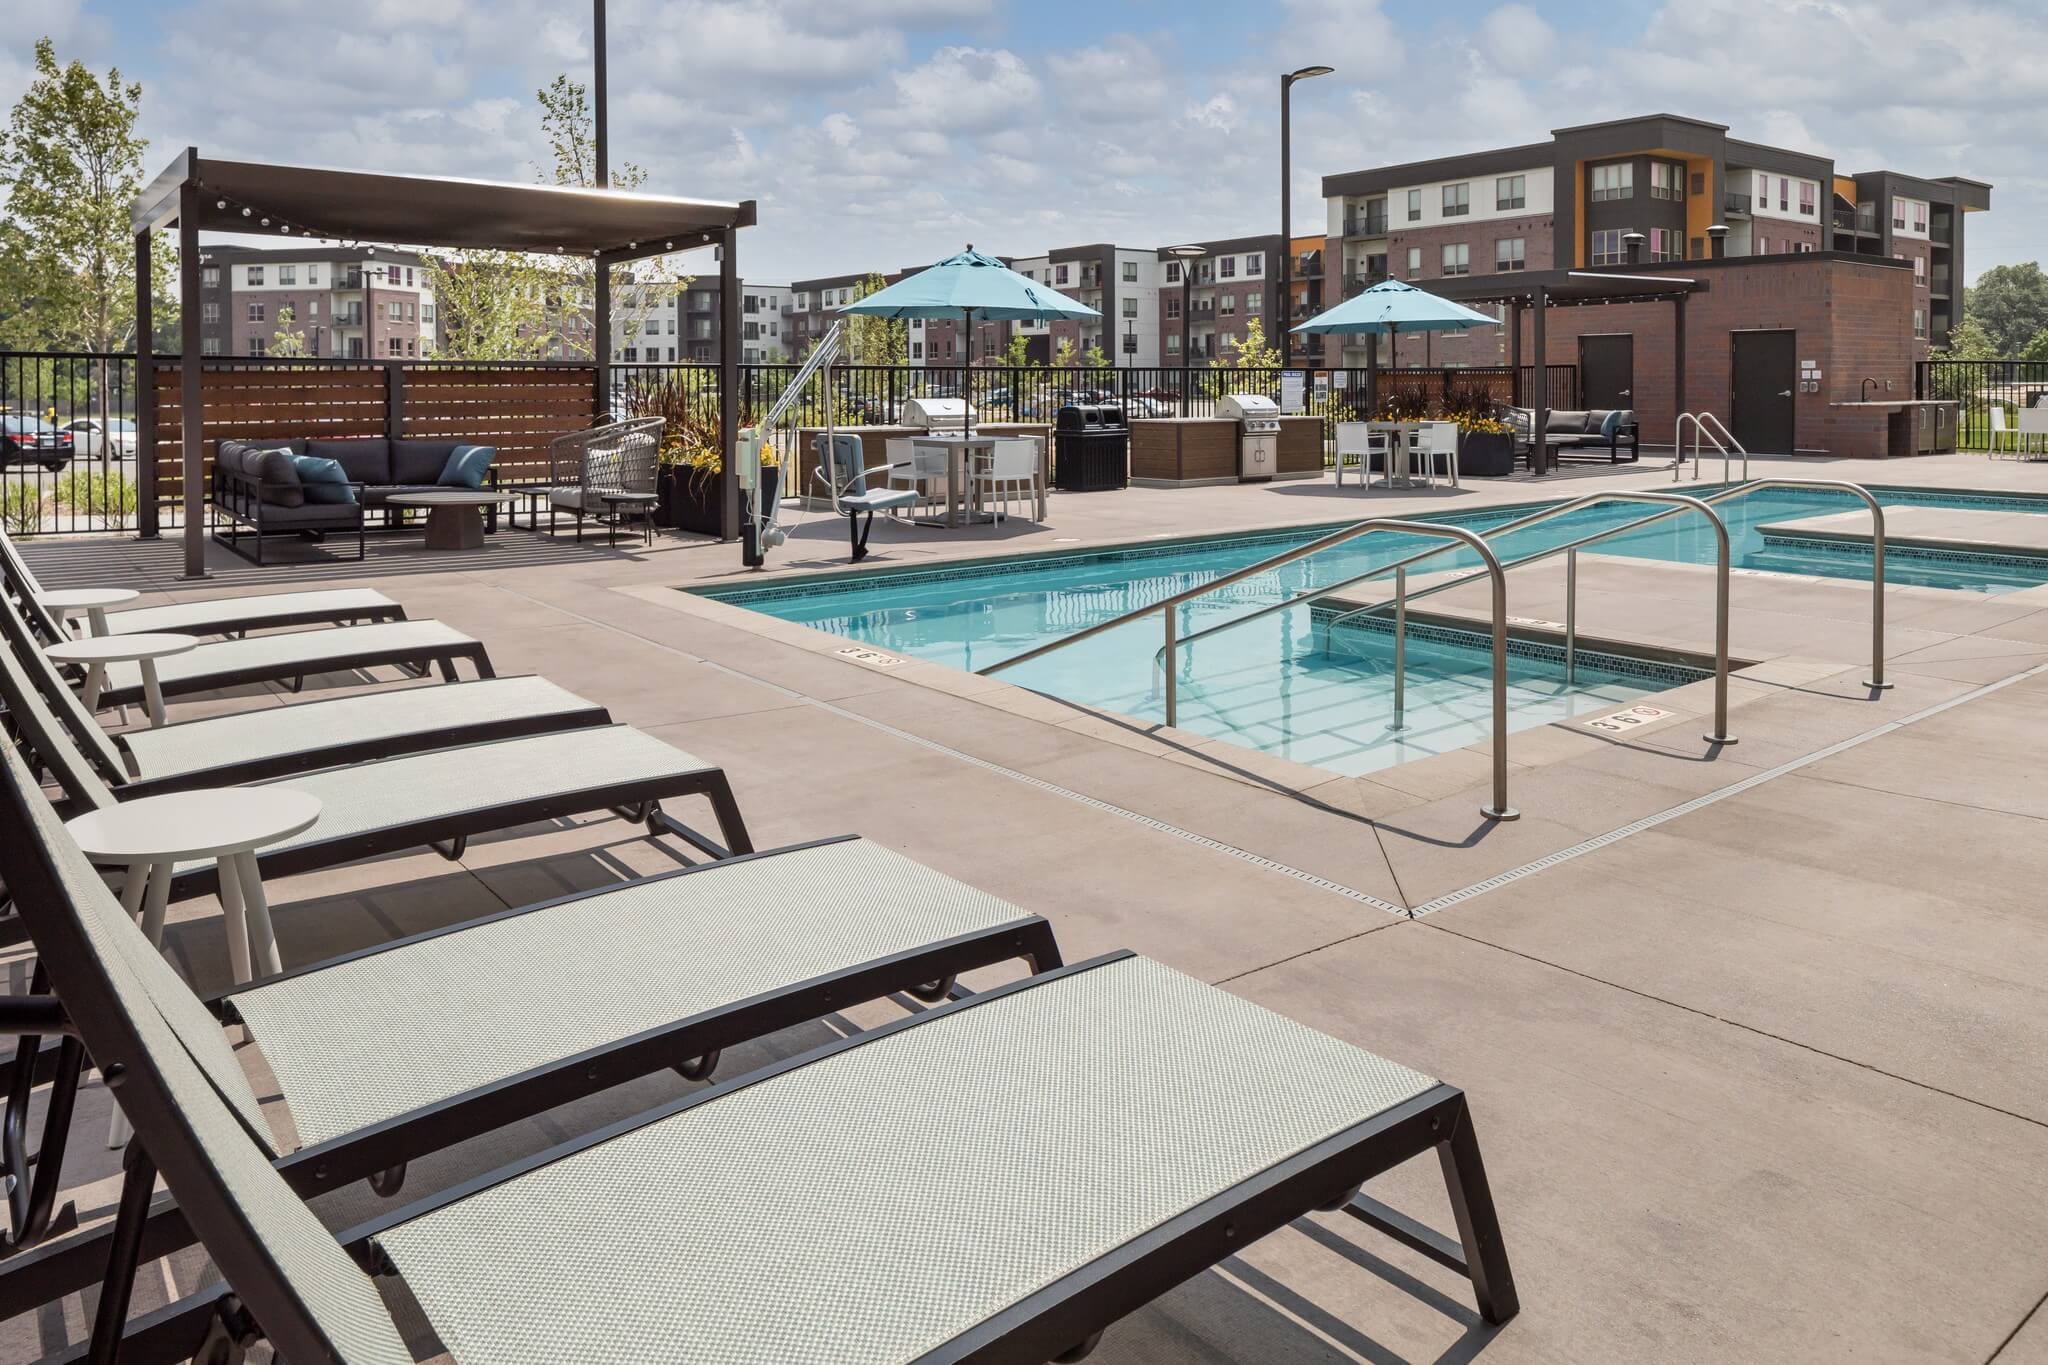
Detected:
[
  {"left": 0, "top": 746, "right": 1522, "bottom": 1365},
  {"left": 4, "top": 599, "right": 611, "bottom": 791},
  {"left": 0, "top": 636, "right": 755, "bottom": 932},
  {"left": 0, "top": 527, "right": 405, "bottom": 640},
  {"left": 0, "top": 814, "right": 1056, "bottom": 1271}
]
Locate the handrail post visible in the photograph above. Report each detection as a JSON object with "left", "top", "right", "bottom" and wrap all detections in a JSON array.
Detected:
[
  {"left": 1479, "top": 541, "right": 1518, "bottom": 822},
  {"left": 1703, "top": 511, "right": 1736, "bottom": 746},
  {"left": 1866, "top": 499, "right": 1891, "bottom": 690},
  {"left": 1564, "top": 547, "right": 1577, "bottom": 684},
  {"left": 1162, "top": 606, "right": 1178, "bottom": 728},
  {"left": 1390, "top": 566, "right": 1407, "bottom": 731}
]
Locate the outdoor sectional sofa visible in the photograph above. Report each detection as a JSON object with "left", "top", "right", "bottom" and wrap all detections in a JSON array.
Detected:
[
  {"left": 1506, "top": 407, "right": 1640, "bottom": 464},
  {"left": 211, "top": 437, "right": 498, "bottom": 565}
]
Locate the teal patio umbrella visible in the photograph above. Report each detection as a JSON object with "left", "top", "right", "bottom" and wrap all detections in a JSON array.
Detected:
[
  {"left": 1292, "top": 278, "right": 1501, "bottom": 413},
  {"left": 838, "top": 246, "right": 1099, "bottom": 429}
]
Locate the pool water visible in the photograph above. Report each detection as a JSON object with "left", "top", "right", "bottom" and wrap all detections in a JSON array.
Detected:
[{"left": 708, "top": 485, "right": 2048, "bottom": 776}]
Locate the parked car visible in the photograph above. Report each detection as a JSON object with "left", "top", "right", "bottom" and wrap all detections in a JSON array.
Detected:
[
  {"left": 1123, "top": 396, "right": 1173, "bottom": 417},
  {"left": 0, "top": 417, "right": 72, "bottom": 471},
  {"left": 60, "top": 417, "right": 137, "bottom": 459}
]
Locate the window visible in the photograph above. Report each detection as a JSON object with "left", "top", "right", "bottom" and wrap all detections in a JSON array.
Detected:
[
  {"left": 1913, "top": 201, "right": 1928, "bottom": 233},
  {"left": 1590, "top": 162, "right": 1632, "bottom": 201},
  {"left": 1219, "top": 256, "right": 1237, "bottom": 278},
  {"left": 201, "top": 266, "right": 220, "bottom": 287},
  {"left": 405, "top": 267, "right": 414, "bottom": 286},
  {"left": 277, "top": 265, "right": 296, "bottom": 286},
  {"left": 246, "top": 337, "right": 266, "bottom": 356},
  {"left": 1779, "top": 177, "right": 1789, "bottom": 212},
  {"left": 1246, "top": 293, "right": 1261, "bottom": 314},
  {"left": 1893, "top": 198, "right": 1907, "bottom": 229},
  {"left": 1496, "top": 175, "right": 1525, "bottom": 210},
  {"left": 1219, "top": 295, "right": 1236, "bottom": 316},
  {"left": 246, "top": 266, "right": 264, "bottom": 285},
  {"left": 1406, "top": 246, "right": 1422, "bottom": 278},
  {"left": 387, "top": 301, "right": 403, "bottom": 321},
  {"left": 246, "top": 302, "right": 265, "bottom": 323},
  {"left": 305, "top": 299, "right": 318, "bottom": 320},
  {"left": 1055, "top": 264, "right": 1070, "bottom": 285},
  {"left": 1590, "top": 229, "right": 1625, "bottom": 266},
  {"left": 1166, "top": 333, "right": 1181, "bottom": 354},
  {"left": 1441, "top": 243, "right": 1470, "bottom": 276},
  {"left": 1799, "top": 181, "right": 1816, "bottom": 216},
  {"left": 1650, "top": 162, "right": 1684, "bottom": 201},
  {"left": 1122, "top": 260, "right": 1138, "bottom": 282},
  {"left": 1165, "top": 297, "right": 1181, "bottom": 319},
  {"left": 665, "top": 317, "right": 675, "bottom": 334},
  {"left": 403, "top": 302, "right": 415, "bottom": 322},
  {"left": 1757, "top": 235, "right": 1771, "bottom": 255},
  {"left": 1442, "top": 182, "right": 1470, "bottom": 217},
  {"left": 201, "top": 337, "right": 221, "bottom": 355},
  {"left": 422, "top": 302, "right": 435, "bottom": 323},
  {"left": 911, "top": 341, "right": 923, "bottom": 359},
  {"left": 1164, "top": 261, "right": 1181, "bottom": 283},
  {"left": 1914, "top": 254, "right": 1927, "bottom": 282},
  {"left": 201, "top": 301, "right": 220, "bottom": 324},
  {"left": 1913, "top": 308, "right": 1926, "bottom": 339},
  {"left": 388, "top": 337, "right": 404, "bottom": 356},
  {"left": 666, "top": 347, "right": 675, "bottom": 361},
  {"left": 1406, "top": 188, "right": 1422, "bottom": 221},
  {"left": 1495, "top": 238, "right": 1525, "bottom": 272},
  {"left": 1245, "top": 252, "right": 1262, "bottom": 276},
  {"left": 1122, "top": 296, "right": 1138, "bottom": 318},
  {"left": 1650, "top": 227, "right": 1682, "bottom": 262},
  {"left": 623, "top": 347, "right": 638, "bottom": 362}
]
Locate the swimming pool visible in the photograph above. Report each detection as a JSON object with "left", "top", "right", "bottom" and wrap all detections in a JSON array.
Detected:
[{"left": 705, "top": 484, "right": 2048, "bottom": 776}]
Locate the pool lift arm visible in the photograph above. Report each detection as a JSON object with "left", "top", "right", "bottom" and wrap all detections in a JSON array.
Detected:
[{"left": 739, "top": 318, "right": 845, "bottom": 567}]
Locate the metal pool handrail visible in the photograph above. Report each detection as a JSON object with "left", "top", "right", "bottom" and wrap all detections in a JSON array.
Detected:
[
  {"left": 1675, "top": 412, "right": 1748, "bottom": 482},
  {"left": 1212, "top": 492, "right": 1736, "bottom": 744}
]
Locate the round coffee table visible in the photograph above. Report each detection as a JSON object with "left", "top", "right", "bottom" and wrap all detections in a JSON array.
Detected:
[
  {"left": 385, "top": 490, "right": 513, "bottom": 551},
  {"left": 37, "top": 587, "right": 139, "bottom": 637},
  {"left": 44, "top": 631, "right": 195, "bottom": 726}
]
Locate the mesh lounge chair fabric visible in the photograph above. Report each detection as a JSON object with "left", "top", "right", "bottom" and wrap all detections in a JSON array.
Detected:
[
  {"left": 94, "top": 619, "right": 482, "bottom": 700},
  {"left": 118, "top": 675, "right": 605, "bottom": 783},
  {"left": 232, "top": 838, "right": 1033, "bottom": 1148},
  {"left": 95, "top": 587, "right": 400, "bottom": 638},
  {"left": 377, "top": 955, "right": 1437, "bottom": 1365}
]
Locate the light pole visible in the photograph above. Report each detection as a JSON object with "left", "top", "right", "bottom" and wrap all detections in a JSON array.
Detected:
[
  {"left": 1166, "top": 245, "right": 1206, "bottom": 415},
  {"left": 1279, "top": 65, "right": 1333, "bottom": 369}
]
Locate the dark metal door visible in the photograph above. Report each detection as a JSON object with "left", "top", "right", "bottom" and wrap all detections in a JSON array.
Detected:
[
  {"left": 1731, "top": 330, "right": 1797, "bottom": 453},
  {"left": 1579, "top": 334, "right": 1634, "bottom": 411}
]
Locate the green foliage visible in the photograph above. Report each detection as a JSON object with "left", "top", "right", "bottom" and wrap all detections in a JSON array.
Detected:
[
  {"left": 1, "top": 485, "right": 43, "bottom": 535},
  {"left": 999, "top": 333, "right": 1033, "bottom": 369},
  {"left": 271, "top": 305, "right": 309, "bottom": 358},
  {"left": 1962, "top": 263, "right": 2048, "bottom": 355},
  {"left": 0, "top": 38, "right": 177, "bottom": 354},
  {"left": 2019, "top": 329, "right": 2048, "bottom": 364},
  {"left": 1082, "top": 344, "right": 1110, "bottom": 373},
  {"left": 1936, "top": 317, "right": 2000, "bottom": 361},
  {"left": 50, "top": 470, "right": 136, "bottom": 516},
  {"left": 1051, "top": 338, "right": 1077, "bottom": 369},
  {"left": 1216, "top": 316, "right": 1283, "bottom": 371},
  {"left": 845, "top": 273, "right": 907, "bottom": 366}
]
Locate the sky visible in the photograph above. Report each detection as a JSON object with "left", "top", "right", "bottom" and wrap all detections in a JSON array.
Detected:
[{"left": 5, "top": 0, "right": 2041, "bottom": 286}]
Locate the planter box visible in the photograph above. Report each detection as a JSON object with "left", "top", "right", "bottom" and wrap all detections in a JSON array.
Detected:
[
  {"left": 661, "top": 466, "right": 777, "bottom": 536},
  {"left": 1460, "top": 431, "right": 1515, "bottom": 478}
]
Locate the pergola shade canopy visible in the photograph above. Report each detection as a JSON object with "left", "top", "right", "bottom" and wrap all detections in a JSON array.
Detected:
[
  {"left": 133, "top": 150, "right": 755, "bottom": 265},
  {"left": 1427, "top": 269, "right": 1707, "bottom": 308}
]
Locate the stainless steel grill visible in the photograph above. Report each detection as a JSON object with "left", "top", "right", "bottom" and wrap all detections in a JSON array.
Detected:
[
  {"left": 903, "top": 396, "right": 971, "bottom": 433},
  {"left": 1220, "top": 393, "right": 1280, "bottom": 481}
]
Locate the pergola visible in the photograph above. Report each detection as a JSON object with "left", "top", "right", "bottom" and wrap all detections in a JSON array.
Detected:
[
  {"left": 1429, "top": 268, "right": 1707, "bottom": 449},
  {"left": 131, "top": 148, "right": 756, "bottom": 576}
]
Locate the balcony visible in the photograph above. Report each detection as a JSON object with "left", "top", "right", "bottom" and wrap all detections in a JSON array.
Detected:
[
  {"left": 1294, "top": 251, "right": 1322, "bottom": 278},
  {"left": 1723, "top": 192, "right": 1751, "bottom": 216},
  {"left": 1344, "top": 272, "right": 1388, "bottom": 299},
  {"left": 1930, "top": 268, "right": 1952, "bottom": 295},
  {"left": 1346, "top": 214, "right": 1388, "bottom": 238}
]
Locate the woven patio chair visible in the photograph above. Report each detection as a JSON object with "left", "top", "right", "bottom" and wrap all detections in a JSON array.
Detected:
[{"left": 547, "top": 416, "right": 664, "bottom": 543}]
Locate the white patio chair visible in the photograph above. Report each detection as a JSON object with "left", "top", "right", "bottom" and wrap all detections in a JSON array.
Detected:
[
  {"left": 1416, "top": 422, "right": 1460, "bottom": 488},
  {"left": 1334, "top": 422, "right": 1389, "bottom": 488},
  {"left": 2018, "top": 407, "right": 2048, "bottom": 461},
  {"left": 975, "top": 437, "right": 1040, "bottom": 523},
  {"left": 889, "top": 436, "right": 950, "bottom": 517},
  {"left": 1988, "top": 406, "right": 2017, "bottom": 458}
]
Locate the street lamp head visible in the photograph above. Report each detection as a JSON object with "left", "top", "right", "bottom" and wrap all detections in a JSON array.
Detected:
[
  {"left": 1287, "top": 65, "right": 1335, "bottom": 82},
  {"left": 1165, "top": 244, "right": 1207, "bottom": 259}
]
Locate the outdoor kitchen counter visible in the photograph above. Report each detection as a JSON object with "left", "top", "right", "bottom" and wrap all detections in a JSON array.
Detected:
[{"left": 1129, "top": 415, "right": 1325, "bottom": 486}]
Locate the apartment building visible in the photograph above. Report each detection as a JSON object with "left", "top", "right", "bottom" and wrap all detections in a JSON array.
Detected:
[
  {"left": 1156, "top": 234, "right": 1285, "bottom": 366},
  {"left": 1322, "top": 113, "right": 1989, "bottom": 364},
  {"left": 197, "top": 246, "right": 437, "bottom": 359}
]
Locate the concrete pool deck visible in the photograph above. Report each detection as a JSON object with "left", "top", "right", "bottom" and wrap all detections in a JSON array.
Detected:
[{"left": 8, "top": 448, "right": 2048, "bottom": 1362}]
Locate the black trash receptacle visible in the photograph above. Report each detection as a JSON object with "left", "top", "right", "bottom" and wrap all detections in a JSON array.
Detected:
[{"left": 1053, "top": 403, "right": 1130, "bottom": 491}]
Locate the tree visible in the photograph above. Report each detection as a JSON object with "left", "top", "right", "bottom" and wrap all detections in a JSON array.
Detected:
[
  {"left": 1962, "top": 263, "right": 2048, "bottom": 355},
  {"left": 1082, "top": 343, "right": 1111, "bottom": 374},
  {"left": 1051, "top": 338, "right": 1077, "bottom": 370},
  {"left": 845, "top": 273, "right": 906, "bottom": 365},
  {"left": 2020, "top": 329, "right": 2048, "bottom": 364},
  {"left": 270, "top": 305, "right": 309, "bottom": 357},
  {"left": 422, "top": 75, "right": 687, "bottom": 363},
  {"left": 1216, "top": 316, "right": 1282, "bottom": 371},
  {"left": 998, "top": 332, "right": 1032, "bottom": 369},
  {"left": 1937, "top": 316, "right": 1999, "bottom": 361}
]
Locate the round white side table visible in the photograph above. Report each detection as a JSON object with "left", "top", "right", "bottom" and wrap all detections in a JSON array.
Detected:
[
  {"left": 43, "top": 632, "right": 195, "bottom": 726},
  {"left": 36, "top": 587, "right": 139, "bottom": 638},
  {"left": 68, "top": 787, "right": 322, "bottom": 1148}
]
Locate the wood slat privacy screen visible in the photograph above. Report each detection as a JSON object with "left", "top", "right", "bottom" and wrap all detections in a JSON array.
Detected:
[{"left": 152, "top": 360, "right": 597, "bottom": 499}]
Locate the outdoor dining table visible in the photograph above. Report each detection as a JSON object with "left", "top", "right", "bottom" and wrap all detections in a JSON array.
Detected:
[
  {"left": 1366, "top": 421, "right": 1429, "bottom": 489},
  {"left": 908, "top": 433, "right": 1048, "bottom": 528}
]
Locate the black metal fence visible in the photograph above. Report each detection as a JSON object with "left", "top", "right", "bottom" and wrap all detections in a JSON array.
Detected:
[
  {"left": 0, "top": 351, "right": 141, "bottom": 536},
  {"left": 0, "top": 350, "right": 1580, "bottom": 534},
  {"left": 1916, "top": 358, "right": 2048, "bottom": 450}
]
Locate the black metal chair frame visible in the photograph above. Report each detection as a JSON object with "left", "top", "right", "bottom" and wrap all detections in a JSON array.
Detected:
[
  {"left": 0, "top": 834, "right": 1062, "bottom": 1318},
  {"left": 208, "top": 465, "right": 367, "bottom": 567}
]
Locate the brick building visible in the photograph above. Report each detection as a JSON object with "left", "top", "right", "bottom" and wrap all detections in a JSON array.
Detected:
[
  {"left": 1155, "top": 234, "right": 1285, "bottom": 367},
  {"left": 1322, "top": 112, "right": 1989, "bottom": 372},
  {"left": 198, "top": 246, "right": 436, "bottom": 359}
]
